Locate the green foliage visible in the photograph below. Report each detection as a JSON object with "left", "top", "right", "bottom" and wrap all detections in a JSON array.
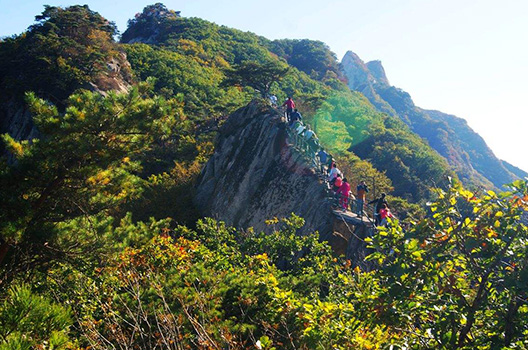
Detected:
[
  {"left": 222, "top": 60, "right": 289, "bottom": 97},
  {"left": 351, "top": 115, "right": 454, "bottom": 202},
  {"left": 0, "top": 84, "right": 197, "bottom": 276},
  {"left": 124, "top": 42, "right": 251, "bottom": 117},
  {"left": 266, "top": 39, "right": 342, "bottom": 81},
  {"left": 123, "top": 13, "right": 273, "bottom": 66},
  {"left": 124, "top": 2, "right": 180, "bottom": 40},
  {"left": 47, "top": 214, "right": 395, "bottom": 349},
  {"left": 3, "top": 5, "right": 527, "bottom": 349},
  {"left": 122, "top": 10, "right": 330, "bottom": 117},
  {"left": 0, "top": 5, "right": 126, "bottom": 104},
  {"left": 332, "top": 153, "right": 394, "bottom": 201},
  {"left": 365, "top": 180, "right": 528, "bottom": 348},
  {"left": 0, "top": 284, "right": 72, "bottom": 350},
  {"left": 309, "top": 91, "right": 379, "bottom": 152},
  {"left": 385, "top": 196, "right": 425, "bottom": 222}
]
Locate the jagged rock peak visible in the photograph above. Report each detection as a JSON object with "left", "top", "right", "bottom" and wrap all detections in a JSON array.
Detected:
[
  {"left": 342, "top": 51, "right": 364, "bottom": 64},
  {"left": 341, "top": 51, "right": 371, "bottom": 88},
  {"left": 366, "top": 60, "right": 389, "bottom": 86},
  {"left": 341, "top": 49, "right": 524, "bottom": 188},
  {"left": 341, "top": 51, "right": 397, "bottom": 117}
]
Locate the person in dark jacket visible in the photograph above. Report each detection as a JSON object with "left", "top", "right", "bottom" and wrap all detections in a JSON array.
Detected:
[
  {"left": 369, "top": 193, "right": 388, "bottom": 225},
  {"left": 289, "top": 109, "right": 302, "bottom": 125},
  {"left": 317, "top": 149, "right": 328, "bottom": 174}
]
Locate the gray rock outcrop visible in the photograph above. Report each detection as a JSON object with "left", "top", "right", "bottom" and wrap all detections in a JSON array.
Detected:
[
  {"left": 194, "top": 101, "right": 374, "bottom": 266},
  {"left": 366, "top": 60, "right": 390, "bottom": 86},
  {"left": 0, "top": 54, "right": 131, "bottom": 154},
  {"left": 194, "top": 101, "right": 335, "bottom": 238},
  {"left": 341, "top": 51, "right": 396, "bottom": 117}
]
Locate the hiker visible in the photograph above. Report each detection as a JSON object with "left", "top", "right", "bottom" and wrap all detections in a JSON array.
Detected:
[
  {"left": 326, "top": 157, "right": 334, "bottom": 175},
  {"left": 290, "top": 119, "right": 302, "bottom": 130},
  {"left": 333, "top": 175, "right": 343, "bottom": 192},
  {"left": 317, "top": 149, "right": 328, "bottom": 174},
  {"left": 369, "top": 193, "right": 388, "bottom": 225},
  {"left": 289, "top": 109, "right": 302, "bottom": 125},
  {"left": 294, "top": 123, "right": 306, "bottom": 147},
  {"left": 379, "top": 203, "right": 394, "bottom": 227},
  {"left": 269, "top": 94, "right": 278, "bottom": 107},
  {"left": 328, "top": 163, "right": 342, "bottom": 184},
  {"left": 303, "top": 125, "right": 315, "bottom": 140},
  {"left": 302, "top": 125, "right": 318, "bottom": 156},
  {"left": 336, "top": 178, "right": 351, "bottom": 211},
  {"left": 356, "top": 180, "right": 369, "bottom": 216},
  {"left": 295, "top": 123, "right": 306, "bottom": 135},
  {"left": 282, "top": 97, "right": 295, "bottom": 121},
  {"left": 308, "top": 137, "right": 319, "bottom": 159}
]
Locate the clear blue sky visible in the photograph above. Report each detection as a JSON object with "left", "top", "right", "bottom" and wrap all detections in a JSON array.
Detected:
[{"left": 1, "top": 0, "right": 527, "bottom": 173}]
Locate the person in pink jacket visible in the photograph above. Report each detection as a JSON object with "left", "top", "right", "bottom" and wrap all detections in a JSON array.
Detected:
[
  {"left": 379, "top": 204, "right": 394, "bottom": 226},
  {"left": 336, "top": 178, "right": 351, "bottom": 211}
]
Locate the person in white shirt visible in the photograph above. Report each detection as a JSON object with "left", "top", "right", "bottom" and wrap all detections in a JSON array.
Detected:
[
  {"left": 328, "top": 163, "right": 341, "bottom": 183},
  {"left": 296, "top": 124, "right": 306, "bottom": 135},
  {"left": 304, "top": 125, "right": 314, "bottom": 140},
  {"left": 269, "top": 95, "right": 278, "bottom": 107}
]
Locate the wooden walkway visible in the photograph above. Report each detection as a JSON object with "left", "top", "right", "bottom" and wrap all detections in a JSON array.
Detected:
[{"left": 332, "top": 209, "right": 374, "bottom": 227}]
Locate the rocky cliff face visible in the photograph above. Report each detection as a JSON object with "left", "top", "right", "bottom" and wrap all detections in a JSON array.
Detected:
[
  {"left": 341, "top": 52, "right": 396, "bottom": 118},
  {"left": 194, "top": 101, "right": 371, "bottom": 264},
  {"left": 195, "top": 101, "right": 334, "bottom": 237},
  {"left": 341, "top": 50, "right": 525, "bottom": 188},
  {"left": 366, "top": 60, "right": 390, "bottom": 86}
]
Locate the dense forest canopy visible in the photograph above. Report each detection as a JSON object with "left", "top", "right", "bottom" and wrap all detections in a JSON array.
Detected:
[
  {"left": 0, "top": 5, "right": 130, "bottom": 105},
  {"left": 0, "top": 4, "right": 527, "bottom": 350}
]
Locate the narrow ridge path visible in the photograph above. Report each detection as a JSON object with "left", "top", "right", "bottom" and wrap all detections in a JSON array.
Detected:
[{"left": 279, "top": 106, "right": 377, "bottom": 230}]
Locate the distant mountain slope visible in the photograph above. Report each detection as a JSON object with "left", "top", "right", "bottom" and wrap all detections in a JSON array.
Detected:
[
  {"left": 341, "top": 50, "right": 523, "bottom": 188},
  {"left": 502, "top": 160, "right": 528, "bottom": 180}
]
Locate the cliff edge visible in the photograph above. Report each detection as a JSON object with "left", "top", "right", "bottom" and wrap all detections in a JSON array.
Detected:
[{"left": 195, "top": 101, "right": 334, "bottom": 237}]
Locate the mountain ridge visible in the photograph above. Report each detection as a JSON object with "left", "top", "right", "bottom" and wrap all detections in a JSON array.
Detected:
[
  {"left": 1, "top": 5, "right": 528, "bottom": 349},
  {"left": 341, "top": 50, "right": 528, "bottom": 188}
]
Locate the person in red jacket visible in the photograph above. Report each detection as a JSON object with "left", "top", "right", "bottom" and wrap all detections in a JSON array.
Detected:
[
  {"left": 379, "top": 204, "right": 394, "bottom": 227},
  {"left": 332, "top": 175, "right": 343, "bottom": 192},
  {"left": 336, "top": 178, "right": 351, "bottom": 211},
  {"left": 282, "top": 97, "right": 295, "bottom": 121}
]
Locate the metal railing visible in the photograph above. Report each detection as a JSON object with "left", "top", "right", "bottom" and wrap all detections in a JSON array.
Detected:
[
  {"left": 286, "top": 122, "right": 322, "bottom": 170},
  {"left": 278, "top": 106, "right": 402, "bottom": 232},
  {"left": 285, "top": 119, "right": 377, "bottom": 224}
]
